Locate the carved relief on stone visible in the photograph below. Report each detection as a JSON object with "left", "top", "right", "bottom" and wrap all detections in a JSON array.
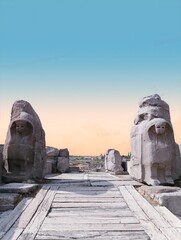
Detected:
[
  {"left": 129, "top": 94, "right": 181, "bottom": 186},
  {"left": 134, "top": 94, "right": 170, "bottom": 125},
  {"left": 3, "top": 100, "right": 46, "bottom": 181},
  {"left": 142, "top": 118, "right": 175, "bottom": 185}
]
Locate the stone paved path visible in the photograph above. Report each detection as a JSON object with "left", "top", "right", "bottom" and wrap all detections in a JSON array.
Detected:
[{"left": 1, "top": 172, "right": 181, "bottom": 240}]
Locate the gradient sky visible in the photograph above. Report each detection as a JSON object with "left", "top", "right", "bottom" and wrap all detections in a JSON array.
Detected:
[{"left": 0, "top": 0, "right": 181, "bottom": 155}]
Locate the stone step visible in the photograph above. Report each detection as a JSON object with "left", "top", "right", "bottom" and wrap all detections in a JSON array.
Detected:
[
  {"left": 0, "top": 193, "right": 21, "bottom": 211},
  {"left": 0, "top": 183, "right": 40, "bottom": 194},
  {"left": 0, "top": 183, "right": 40, "bottom": 212}
]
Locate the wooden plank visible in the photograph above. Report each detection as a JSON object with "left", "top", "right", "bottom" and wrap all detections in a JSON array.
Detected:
[
  {"left": 56, "top": 191, "right": 122, "bottom": 198},
  {"left": 48, "top": 209, "right": 133, "bottom": 218},
  {"left": 90, "top": 180, "right": 142, "bottom": 187},
  {"left": 1, "top": 185, "right": 50, "bottom": 240},
  {"left": 1, "top": 229, "right": 23, "bottom": 240},
  {"left": 43, "top": 216, "right": 139, "bottom": 224},
  {"left": 154, "top": 205, "right": 181, "bottom": 228},
  {"left": 57, "top": 186, "right": 119, "bottom": 191},
  {"left": 0, "top": 198, "right": 32, "bottom": 239},
  {"left": 50, "top": 204, "right": 130, "bottom": 210},
  {"left": 18, "top": 185, "right": 59, "bottom": 240},
  {"left": 126, "top": 185, "right": 181, "bottom": 240},
  {"left": 55, "top": 191, "right": 122, "bottom": 197},
  {"left": 36, "top": 235, "right": 149, "bottom": 240},
  {"left": 54, "top": 193, "right": 121, "bottom": 198},
  {"left": 51, "top": 202, "right": 127, "bottom": 208},
  {"left": 45, "top": 173, "right": 86, "bottom": 180},
  {"left": 36, "top": 230, "right": 149, "bottom": 240},
  {"left": 127, "top": 185, "right": 181, "bottom": 238},
  {"left": 15, "top": 185, "right": 50, "bottom": 229},
  {"left": 54, "top": 194, "right": 121, "bottom": 198},
  {"left": 40, "top": 222, "right": 144, "bottom": 231},
  {"left": 53, "top": 197, "right": 124, "bottom": 203},
  {"left": 119, "top": 186, "right": 167, "bottom": 240},
  {"left": 58, "top": 186, "right": 118, "bottom": 191},
  {"left": 48, "top": 182, "right": 90, "bottom": 187}
]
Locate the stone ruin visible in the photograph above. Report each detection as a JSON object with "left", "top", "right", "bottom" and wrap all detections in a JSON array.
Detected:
[
  {"left": 3, "top": 100, "right": 46, "bottom": 182},
  {"left": 0, "top": 145, "right": 3, "bottom": 183},
  {"left": 45, "top": 147, "right": 70, "bottom": 174},
  {"left": 57, "top": 148, "right": 70, "bottom": 173},
  {"left": 129, "top": 94, "right": 181, "bottom": 186},
  {"left": 105, "top": 149, "right": 123, "bottom": 175}
]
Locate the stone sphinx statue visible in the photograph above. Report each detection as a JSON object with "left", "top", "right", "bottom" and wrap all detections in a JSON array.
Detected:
[
  {"left": 129, "top": 94, "right": 181, "bottom": 185},
  {"left": 142, "top": 118, "right": 175, "bottom": 185},
  {"left": 3, "top": 100, "right": 46, "bottom": 182}
]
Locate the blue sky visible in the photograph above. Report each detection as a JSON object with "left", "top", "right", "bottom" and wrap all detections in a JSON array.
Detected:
[
  {"left": 0, "top": 0, "right": 181, "bottom": 155},
  {"left": 1, "top": 0, "right": 181, "bottom": 81}
]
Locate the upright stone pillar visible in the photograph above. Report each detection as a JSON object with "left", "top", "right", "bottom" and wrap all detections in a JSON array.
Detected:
[
  {"left": 57, "top": 148, "right": 70, "bottom": 173},
  {"left": 105, "top": 149, "right": 123, "bottom": 175}
]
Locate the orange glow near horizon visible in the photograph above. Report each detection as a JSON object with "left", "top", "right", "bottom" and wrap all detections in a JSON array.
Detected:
[
  {"left": 39, "top": 104, "right": 134, "bottom": 156},
  {"left": 1, "top": 0, "right": 181, "bottom": 157},
  {"left": 1, "top": 104, "right": 181, "bottom": 156}
]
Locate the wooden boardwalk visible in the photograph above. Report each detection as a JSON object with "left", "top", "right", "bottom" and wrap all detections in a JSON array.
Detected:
[{"left": 1, "top": 172, "right": 181, "bottom": 240}]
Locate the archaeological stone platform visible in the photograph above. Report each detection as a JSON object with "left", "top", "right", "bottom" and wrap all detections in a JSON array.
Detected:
[{"left": 0, "top": 172, "right": 181, "bottom": 239}]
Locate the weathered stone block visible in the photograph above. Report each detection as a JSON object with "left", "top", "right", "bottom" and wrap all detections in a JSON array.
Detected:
[
  {"left": 0, "top": 193, "right": 21, "bottom": 211},
  {"left": 0, "top": 183, "right": 39, "bottom": 194},
  {"left": 138, "top": 185, "right": 181, "bottom": 196},
  {"left": 44, "top": 159, "right": 53, "bottom": 175},
  {"left": 105, "top": 149, "right": 123, "bottom": 175},
  {"left": 57, "top": 157, "right": 69, "bottom": 173},
  {"left": 46, "top": 146, "right": 59, "bottom": 157},
  {"left": 59, "top": 148, "right": 69, "bottom": 158},
  {"left": 156, "top": 192, "right": 181, "bottom": 216}
]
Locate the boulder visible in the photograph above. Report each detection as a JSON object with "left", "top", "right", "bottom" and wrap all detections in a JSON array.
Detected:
[
  {"left": 59, "top": 148, "right": 69, "bottom": 158},
  {"left": 57, "top": 157, "right": 69, "bottom": 173},
  {"left": 46, "top": 146, "right": 59, "bottom": 158},
  {"left": 0, "top": 193, "right": 21, "bottom": 211}
]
